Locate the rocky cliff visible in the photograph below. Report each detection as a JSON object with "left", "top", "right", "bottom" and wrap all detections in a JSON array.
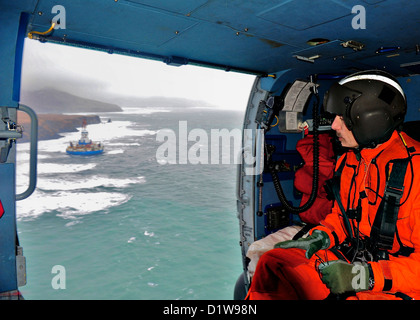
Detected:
[
  {"left": 20, "top": 88, "right": 122, "bottom": 113},
  {"left": 17, "top": 112, "right": 101, "bottom": 142}
]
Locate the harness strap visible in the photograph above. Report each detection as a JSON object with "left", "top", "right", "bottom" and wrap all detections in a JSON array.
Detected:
[
  {"left": 370, "top": 158, "right": 409, "bottom": 251},
  {"left": 325, "top": 155, "right": 354, "bottom": 240},
  {"left": 394, "top": 229, "right": 415, "bottom": 257},
  {"left": 326, "top": 151, "right": 414, "bottom": 263},
  {"left": 292, "top": 223, "right": 315, "bottom": 240}
]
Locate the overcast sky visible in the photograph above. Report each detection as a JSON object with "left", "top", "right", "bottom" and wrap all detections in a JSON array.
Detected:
[{"left": 21, "top": 39, "right": 256, "bottom": 111}]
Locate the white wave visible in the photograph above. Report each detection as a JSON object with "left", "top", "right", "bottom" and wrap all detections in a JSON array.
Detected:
[
  {"left": 64, "top": 220, "right": 82, "bottom": 227},
  {"left": 74, "top": 121, "right": 156, "bottom": 141},
  {"left": 16, "top": 163, "right": 96, "bottom": 191},
  {"left": 16, "top": 190, "right": 132, "bottom": 221},
  {"left": 16, "top": 163, "right": 98, "bottom": 193},
  {"left": 37, "top": 176, "right": 146, "bottom": 191},
  {"left": 16, "top": 121, "right": 156, "bottom": 156},
  {"left": 122, "top": 107, "right": 170, "bottom": 114},
  {"left": 16, "top": 152, "right": 49, "bottom": 162},
  {"left": 16, "top": 162, "right": 96, "bottom": 184},
  {"left": 106, "top": 142, "right": 141, "bottom": 146},
  {"left": 39, "top": 163, "right": 97, "bottom": 174},
  {"left": 16, "top": 172, "right": 145, "bottom": 196},
  {"left": 107, "top": 149, "right": 124, "bottom": 155},
  {"left": 14, "top": 119, "right": 152, "bottom": 222},
  {"left": 144, "top": 230, "right": 155, "bottom": 237},
  {"left": 97, "top": 121, "right": 156, "bottom": 138}
]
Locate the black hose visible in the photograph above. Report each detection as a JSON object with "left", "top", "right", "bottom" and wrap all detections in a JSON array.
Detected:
[{"left": 270, "top": 91, "right": 320, "bottom": 214}]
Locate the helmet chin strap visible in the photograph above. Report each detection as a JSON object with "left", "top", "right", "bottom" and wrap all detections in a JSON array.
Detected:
[
  {"left": 352, "top": 141, "right": 378, "bottom": 161},
  {"left": 354, "top": 137, "right": 377, "bottom": 150},
  {"left": 353, "top": 148, "right": 362, "bottom": 161}
]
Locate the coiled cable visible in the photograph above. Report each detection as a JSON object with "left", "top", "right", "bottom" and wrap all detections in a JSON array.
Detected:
[{"left": 269, "top": 89, "right": 320, "bottom": 214}]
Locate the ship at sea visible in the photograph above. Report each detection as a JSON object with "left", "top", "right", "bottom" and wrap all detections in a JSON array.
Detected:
[{"left": 66, "top": 120, "right": 104, "bottom": 155}]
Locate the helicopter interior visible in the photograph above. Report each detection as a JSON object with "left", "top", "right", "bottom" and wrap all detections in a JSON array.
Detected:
[{"left": 2, "top": 0, "right": 420, "bottom": 298}]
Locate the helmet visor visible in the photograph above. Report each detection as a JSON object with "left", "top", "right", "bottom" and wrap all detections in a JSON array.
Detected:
[{"left": 323, "top": 82, "right": 362, "bottom": 116}]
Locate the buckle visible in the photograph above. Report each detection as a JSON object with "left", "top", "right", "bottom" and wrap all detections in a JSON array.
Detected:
[
  {"left": 385, "top": 185, "right": 404, "bottom": 199},
  {"left": 347, "top": 207, "right": 361, "bottom": 222}
]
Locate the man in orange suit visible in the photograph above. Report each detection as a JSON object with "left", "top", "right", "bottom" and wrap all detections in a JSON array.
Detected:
[{"left": 247, "top": 70, "right": 420, "bottom": 300}]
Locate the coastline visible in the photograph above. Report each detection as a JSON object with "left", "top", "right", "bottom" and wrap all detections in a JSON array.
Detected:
[{"left": 17, "top": 112, "right": 102, "bottom": 143}]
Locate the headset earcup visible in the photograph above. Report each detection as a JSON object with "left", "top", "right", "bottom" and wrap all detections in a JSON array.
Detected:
[
  {"left": 351, "top": 102, "right": 394, "bottom": 147},
  {"left": 343, "top": 102, "right": 353, "bottom": 130}
]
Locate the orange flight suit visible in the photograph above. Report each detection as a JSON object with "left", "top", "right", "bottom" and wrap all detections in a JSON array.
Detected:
[{"left": 248, "top": 131, "right": 420, "bottom": 300}]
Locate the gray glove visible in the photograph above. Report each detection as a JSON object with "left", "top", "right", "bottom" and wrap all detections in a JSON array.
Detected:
[{"left": 275, "top": 230, "right": 330, "bottom": 259}]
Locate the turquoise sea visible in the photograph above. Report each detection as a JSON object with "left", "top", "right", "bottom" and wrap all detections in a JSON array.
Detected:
[{"left": 16, "top": 106, "right": 244, "bottom": 300}]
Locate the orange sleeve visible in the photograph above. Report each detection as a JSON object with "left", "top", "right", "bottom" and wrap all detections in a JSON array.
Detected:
[
  {"left": 370, "top": 206, "right": 420, "bottom": 293},
  {"left": 310, "top": 206, "right": 349, "bottom": 249}
]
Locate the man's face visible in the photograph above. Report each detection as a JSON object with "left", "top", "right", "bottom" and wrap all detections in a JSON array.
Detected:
[{"left": 331, "top": 115, "right": 359, "bottom": 148}]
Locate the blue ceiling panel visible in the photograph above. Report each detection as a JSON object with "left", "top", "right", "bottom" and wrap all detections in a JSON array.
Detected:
[
  {"left": 161, "top": 20, "right": 297, "bottom": 72},
  {"left": 189, "top": 0, "right": 303, "bottom": 48},
  {"left": 257, "top": 0, "right": 353, "bottom": 31},
  {"left": 31, "top": 0, "right": 198, "bottom": 48},
  {"left": 13, "top": 0, "right": 420, "bottom": 76},
  {"left": 122, "top": 0, "right": 208, "bottom": 15}
]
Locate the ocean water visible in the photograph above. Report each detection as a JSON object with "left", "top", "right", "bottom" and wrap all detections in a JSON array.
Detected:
[{"left": 15, "top": 106, "right": 245, "bottom": 300}]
